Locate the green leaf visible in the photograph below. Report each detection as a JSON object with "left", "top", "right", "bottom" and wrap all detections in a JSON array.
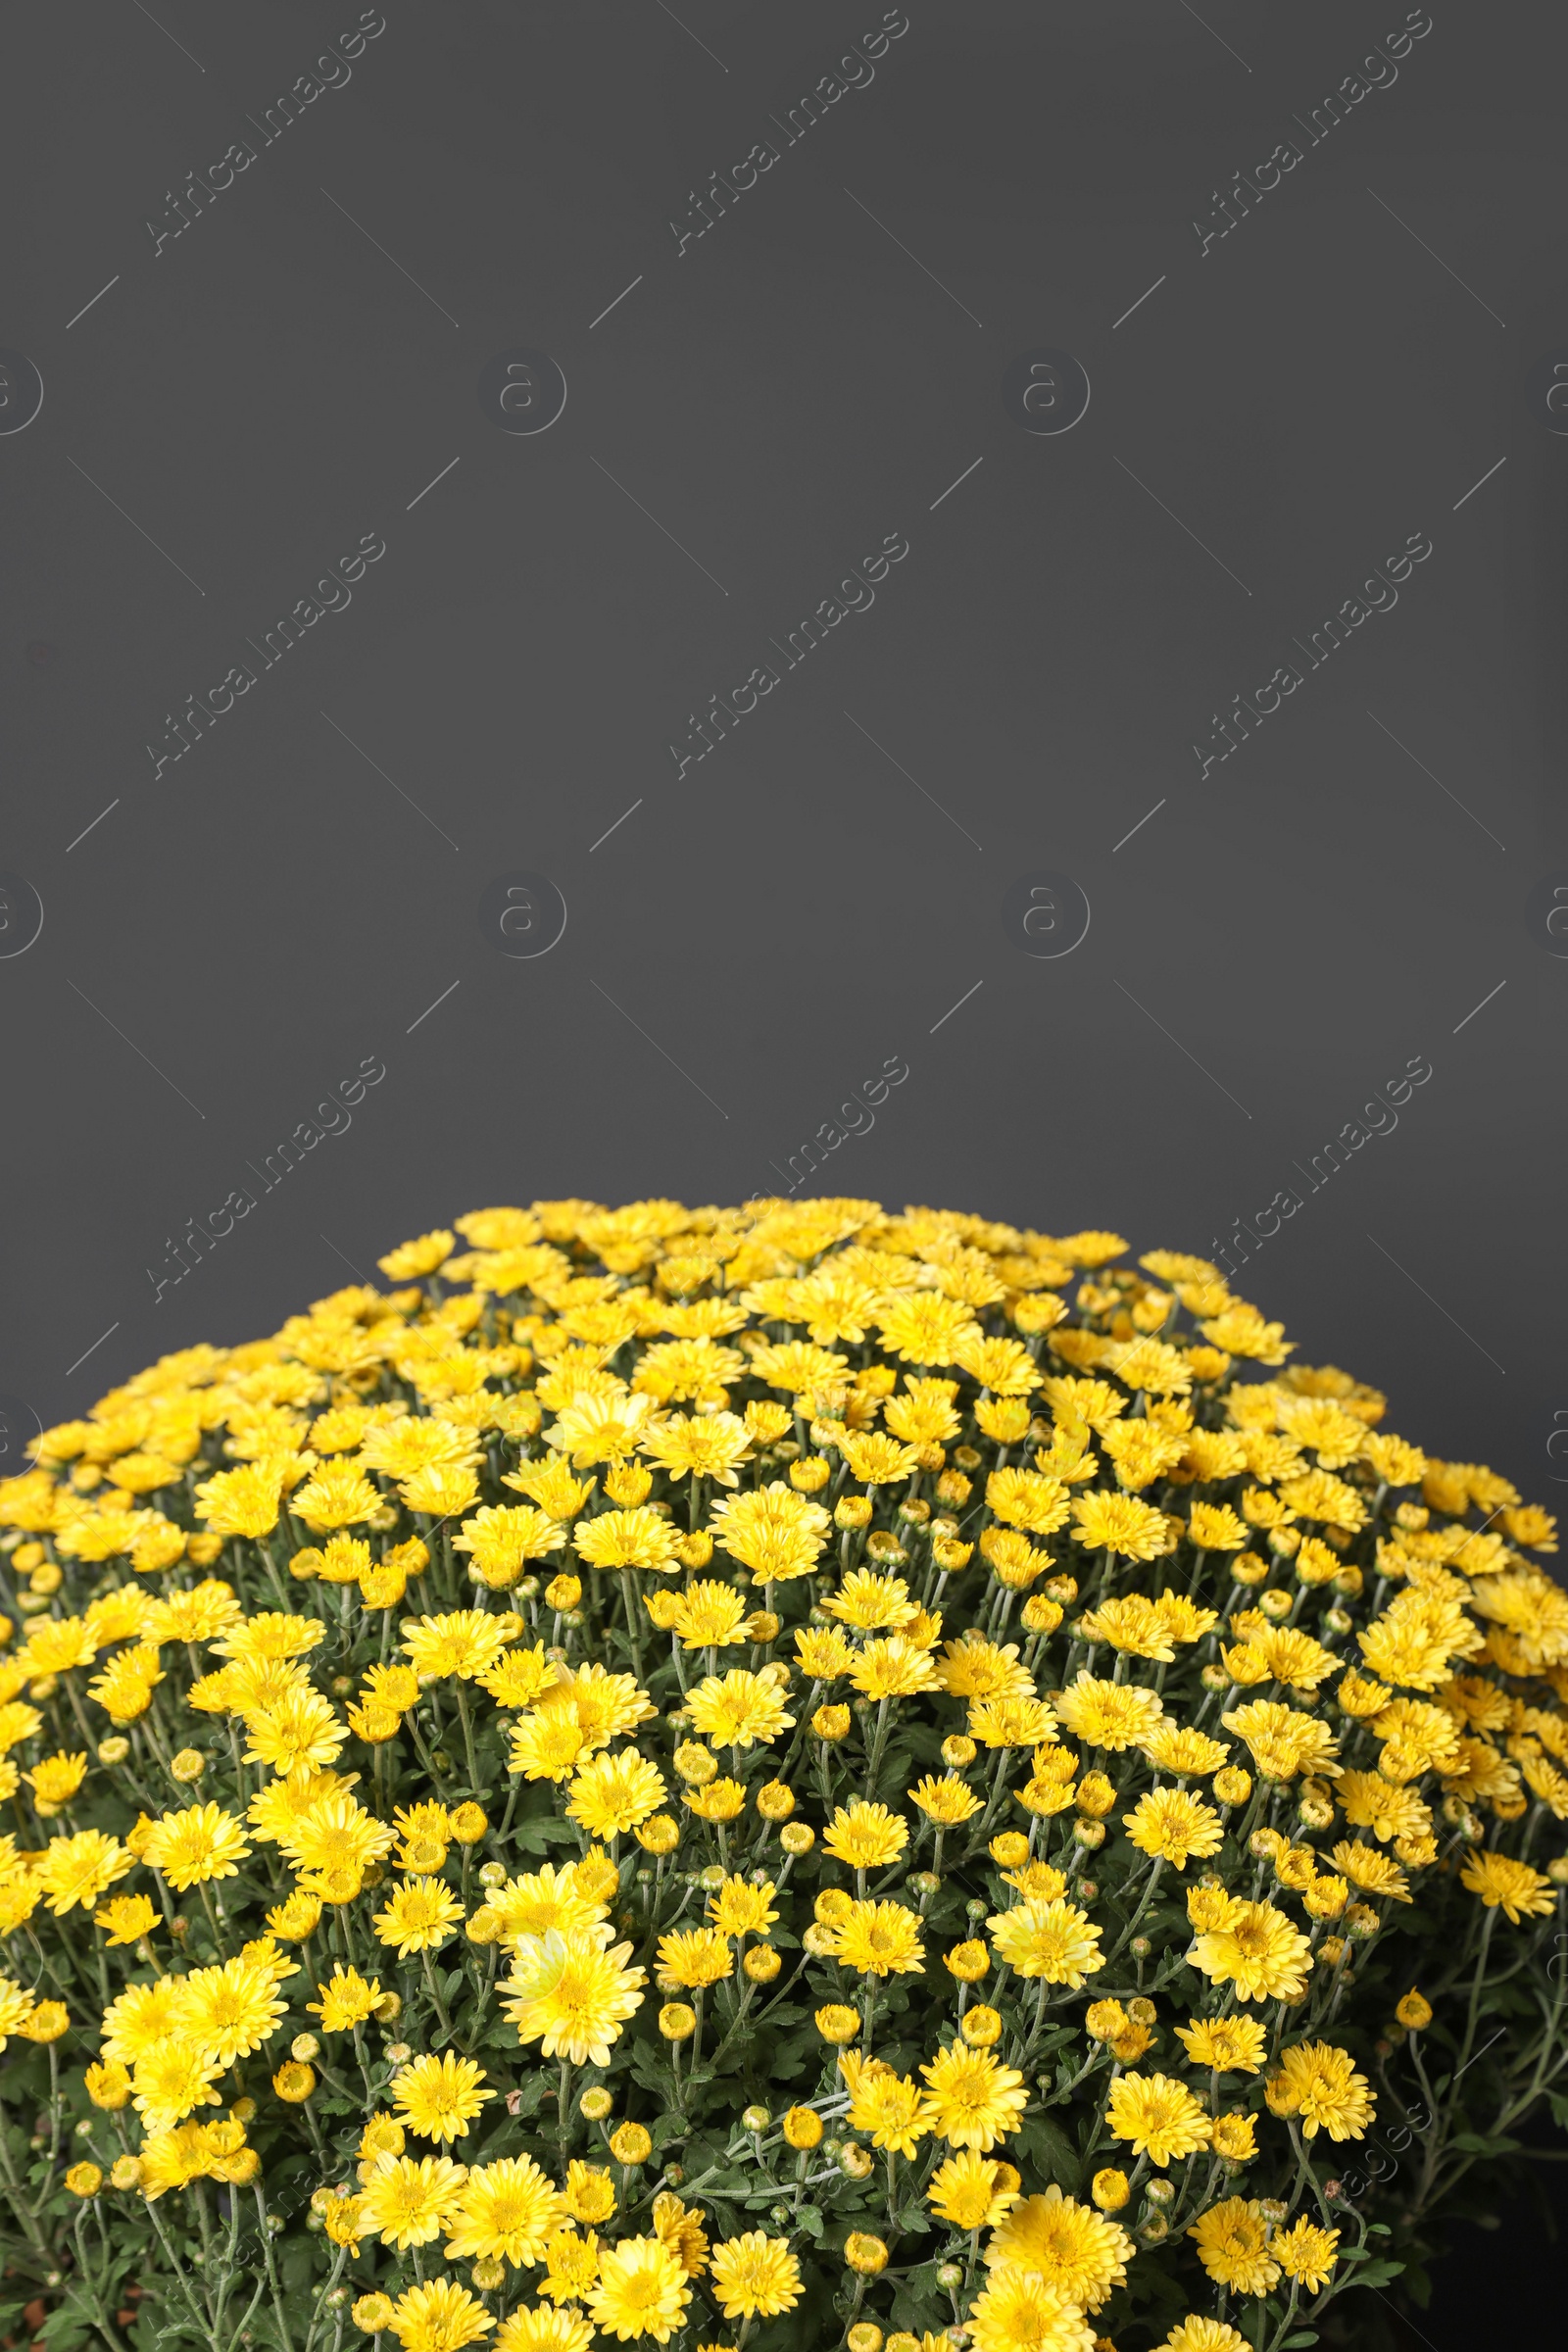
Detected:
[
  {"left": 1350, "top": 2259, "right": 1406, "bottom": 2291},
  {"left": 36, "top": 2315, "right": 93, "bottom": 2352},
  {"left": 795, "top": 2204, "right": 824, "bottom": 2239},
  {"left": 888, "top": 2263, "right": 948, "bottom": 2335},
  {"left": 627, "top": 2040, "right": 674, "bottom": 2098},
  {"left": 513, "top": 1817, "right": 578, "bottom": 1853},
  {"left": 507, "top": 2070, "right": 549, "bottom": 2118},
  {"left": 1281, "top": 2333, "right": 1319, "bottom": 2347},
  {"left": 1012, "top": 2113, "right": 1080, "bottom": 2192}
]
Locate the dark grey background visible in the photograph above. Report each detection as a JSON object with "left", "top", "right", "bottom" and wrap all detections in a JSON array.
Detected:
[{"left": 4, "top": 0, "right": 1564, "bottom": 1522}]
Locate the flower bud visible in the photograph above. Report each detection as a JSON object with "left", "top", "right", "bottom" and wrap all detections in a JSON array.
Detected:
[
  {"left": 579, "top": 2088, "right": 613, "bottom": 2122},
  {"left": 1092, "top": 2169, "right": 1130, "bottom": 2213},
  {"left": 609, "top": 2123, "right": 651, "bottom": 2166},
  {"left": 659, "top": 2004, "right": 697, "bottom": 2043},
  {"left": 85, "top": 2062, "right": 131, "bottom": 2111},
  {"left": 779, "top": 1822, "right": 815, "bottom": 1855},
  {"left": 791, "top": 1457, "right": 832, "bottom": 1493},
  {"left": 844, "top": 2230, "right": 887, "bottom": 2270},
  {"left": 1074, "top": 1772, "right": 1116, "bottom": 1819}
]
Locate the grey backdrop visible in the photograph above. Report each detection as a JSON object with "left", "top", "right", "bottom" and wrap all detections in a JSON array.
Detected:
[{"left": 5, "top": 2, "right": 1564, "bottom": 1518}]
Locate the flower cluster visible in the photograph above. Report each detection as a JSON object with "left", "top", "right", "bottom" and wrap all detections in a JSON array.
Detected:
[{"left": 0, "top": 1197, "right": 1563, "bottom": 2352}]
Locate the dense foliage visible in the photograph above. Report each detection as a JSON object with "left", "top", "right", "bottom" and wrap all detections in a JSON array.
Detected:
[{"left": 0, "top": 1197, "right": 1564, "bottom": 2352}]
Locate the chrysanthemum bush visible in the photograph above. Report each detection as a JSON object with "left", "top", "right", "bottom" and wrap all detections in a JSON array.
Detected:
[{"left": 0, "top": 1200, "right": 1564, "bottom": 2352}]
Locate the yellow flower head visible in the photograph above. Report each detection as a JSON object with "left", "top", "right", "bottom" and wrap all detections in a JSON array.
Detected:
[
  {"left": 360, "top": 2154, "right": 470, "bottom": 2251},
  {"left": 564, "top": 2161, "right": 617, "bottom": 2224},
  {"left": 983, "top": 2184, "right": 1133, "bottom": 2313},
  {"left": 684, "top": 1670, "right": 793, "bottom": 1750},
  {"left": 917, "top": 2043, "right": 1028, "bottom": 2151},
  {"left": 1189, "top": 2197, "right": 1279, "bottom": 2295},
  {"left": 1189, "top": 1899, "right": 1313, "bottom": 2003},
  {"left": 823, "top": 1799, "right": 908, "bottom": 1870},
  {"left": 385, "top": 2278, "right": 494, "bottom": 2352},
  {"left": 444, "top": 2155, "right": 564, "bottom": 2269},
  {"left": 565, "top": 1750, "right": 667, "bottom": 1838},
  {"left": 142, "top": 1803, "right": 249, "bottom": 1890},
  {"left": 1264, "top": 2041, "right": 1375, "bottom": 2140},
  {"left": 657, "top": 1928, "right": 732, "bottom": 1989},
  {"left": 1104, "top": 2073, "right": 1211, "bottom": 2168},
  {"left": 709, "top": 2232, "right": 802, "bottom": 2320},
  {"left": 38, "top": 1830, "right": 133, "bottom": 1915},
  {"left": 986, "top": 1897, "right": 1102, "bottom": 1988},
  {"left": 965, "top": 2269, "right": 1097, "bottom": 2352},
  {"left": 373, "top": 1878, "right": 466, "bottom": 1958},
  {"left": 503, "top": 1930, "right": 648, "bottom": 2066},
  {"left": 587, "top": 2235, "right": 690, "bottom": 2344},
  {"left": 1122, "top": 1787, "right": 1226, "bottom": 1870},
  {"left": 392, "top": 2051, "right": 495, "bottom": 2143}
]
